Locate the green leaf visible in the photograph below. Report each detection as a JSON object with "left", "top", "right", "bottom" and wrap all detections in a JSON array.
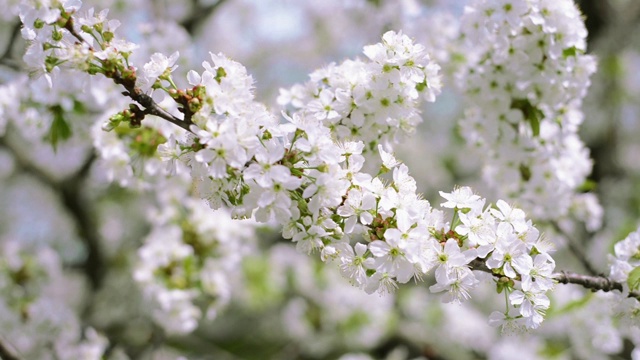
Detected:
[
  {"left": 46, "top": 106, "right": 72, "bottom": 152},
  {"left": 627, "top": 266, "right": 640, "bottom": 292},
  {"left": 547, "top": 292, "right": 593, "bottom": 318},
  {"left": 519, "top": 163, "right": 532, "bottom": 182},
  {"left": 511, "top": 98, "right": 543, "bottom": 137},
  {"left": 577, "top": 179, "right": 597, "bottom": 192},
  {"left": 562, "top": 46, "right": 579, "bottom": 58},
  {"left": 529, "top": 110, "right": 541, "bottom": 137}
]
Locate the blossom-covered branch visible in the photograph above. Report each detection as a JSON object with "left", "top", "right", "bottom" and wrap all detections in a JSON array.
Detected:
[{"left": 21, "top": 1, "right": 192, "bottom": 132}]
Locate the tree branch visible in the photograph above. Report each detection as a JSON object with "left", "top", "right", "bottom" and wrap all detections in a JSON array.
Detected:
[
  {"left": 180, "top": 0, "right": 229, "bottom": 35},
  {"left": 0, "top": 336, "right": 21, "bottom": 360},
  {"left": 553, "top": 271, "right": 640, "bottom": 300},
  {"left": 0, "top": 21, "right": 23, "bottom": 71},
  {"left": 550, "top": 221, "right": 599, "bottom": 276},
  {"left": 469, "top": 259, "right": 640, "bottom": 301},
  {"left": 125, "top": 88, "right": 192, "bottom": 132},
  {"left": 0, "top": 135, "right": 105, "bottom": 290}
]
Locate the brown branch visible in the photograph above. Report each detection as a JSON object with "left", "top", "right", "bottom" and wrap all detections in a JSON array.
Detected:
[
  {"left": 553, "top": 271, "right": 640, "bottom": 300},
  {"left": 128, "top": 89, "right": 192, "bottom": 132},
  {"left": 0, "top": 336, "right": 21, "bottom": 360},
  {"left": 180, "top": 0, "right": 229, "bottom": 35}
]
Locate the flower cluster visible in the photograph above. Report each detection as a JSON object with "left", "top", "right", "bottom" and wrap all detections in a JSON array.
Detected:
[
  {"left": 151, "top": 32, "right": 554, "bottom": 328},
  {"left": 17, "top": 0, "right": 560, "bottom": 332},
  {"left": 458, "top": 0, "right": 601, "bottom": 226},
  {"left": 278, "top": 31, "right": 442, "bottom": 157},
  {"left": 134, "top": 190, "right": 256, "bottom": 334},
  {"left": 609, "top": 228, "right": 640, "bottom": 284},
  {"left": 440, "top": 187, "right": 556, "bottom": 330},
  {"left": 609, "top": 227, "right": 640, "bottom": 324},
  {"left": 20, "top": 0, "right": 135, "bottom": 87},
  {"left": 92, "top": 118, "right": 174, "bottom": 187}
]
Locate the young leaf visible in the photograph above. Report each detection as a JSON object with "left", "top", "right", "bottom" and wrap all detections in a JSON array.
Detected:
[
  {"left": 627, "top": 266, "right": 640, "bottom": 292},
  {"left": 46, "top": 106, "right": 72, "bottom": 152}
]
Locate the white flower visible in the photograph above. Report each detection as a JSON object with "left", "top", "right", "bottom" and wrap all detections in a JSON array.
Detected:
[
  {"left": 488, "top": 309, "right": 525, "bottom": 334},
  {"left": 509, "top": 281, "right": 550, "bottom": 329},
  {"left": 378, "top": 144, "right": 401, "bottom": 170},
  {"left": 369, "top": 237, "right": 416, "bottom": 284},
  {"left": 491, "top": 200, "right": 528, "bottom": 233},
  {"left": 486, "top": 228, "right": 527, "bottom": 278},
  {"left": 455, "top": 209, "right": 496, "bottom": 256},
  {"left": 157, "top": 135, "right": 185, "bottom": 175},
  {"left": 439, "top": 186, "right": 482, "bottom": 210},
  {"left": 336, "top": 188, "right": 376, "bottom": 234},
  {"left": 154, "top": 289, "right": 202, "bottom": 334},
  {"left": 308, "top": 89, "right": 340, "bottom": 121},
  {"left": 609, "top": 228, "right": 640, "bottom": 282},
  {"left": 337, "top": 242, "right": 374, "bottom": 287},
  {"left": 512, "top": 253, "right": 556, "bottom": 291},
  {"left": 365, "top": 271, "right": 398, "bottom": 295},
  {"left": 139, "top": 51, "right": 180, "bottom": 92},
  {"left": 429, "top": 267, "right": 478, "bottom": 303},
  {"left": 432, "top": 238, "right": 476, "bottom": 282},
  {"left": 243, "top": 139, "right": 287, "bottom": 188}
]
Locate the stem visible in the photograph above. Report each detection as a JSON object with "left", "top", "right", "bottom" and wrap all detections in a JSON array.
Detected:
[
  {"left": 451, "top": 208, "right": 460, "bottom": 230},
  {"left": 503, "top": 285, "right": 510, "bottom": 309}
]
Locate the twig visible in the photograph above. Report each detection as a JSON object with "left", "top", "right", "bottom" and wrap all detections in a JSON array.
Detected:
[
  {"left": 0, "top": 22, "right": 23, "bottom": 71},
  {"left": 550, "top": 221, "right": 599, "bottom": 276},
  {"left": 122, "top": 86, "right": 192, "bottom": 132},
  {"left": 470, "top": 258, "right": 640, "bottom": 301}
]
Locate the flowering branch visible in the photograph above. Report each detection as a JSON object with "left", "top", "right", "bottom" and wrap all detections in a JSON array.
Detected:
[{"left": 64, "top": 17, "right": 193, "bottom": 132}]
